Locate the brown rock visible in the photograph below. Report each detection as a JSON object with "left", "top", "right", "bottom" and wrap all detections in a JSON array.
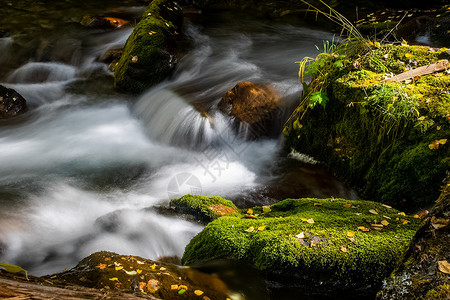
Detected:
[
  {"left": 0, "top": 85, "right": 27, "bottom": 119},
  {"left": 218, "top": 82, "right": 280, "bottom": 124}
]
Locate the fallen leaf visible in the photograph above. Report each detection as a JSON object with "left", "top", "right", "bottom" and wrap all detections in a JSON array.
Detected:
[
  {"left": 381, "top": 204, "right": 392, "bottom": 209},
  {"left": 131, "top": 56, "right": 138, "bottom": 63},
  {"left": 109, "top": 277, "right": 119, "bottom": 281},
  {"left": 139, "top": 282, "right": 147, "bottom": 290},
  {"left": 355, "top": 213, "right": 361, "bottom": 216},
  {"left": 136, "top": 260, "right": 144, "bottom": 264},
  {"left": 431, "top": 216, "right": 449, "bottom": 229},
  {"left": 96, "top": 264, "right": 107, "bottom": 270},
  {"left": 160, "top": 267, "right": 166, "bottom": 271},
  {"left": 413, "top": 214, "right": 420, "bottom": 219},
  {"left": 347, "top": 231, "right": 355, "bottom": 237},
  {"left": 151, "top": 264, "right": 156, "bottom": 270},
  {"left": 438, "top": 261, "right": 450, "bottom": 274},
  {"left": 369, "top": 209, "right": 378, "bottom": 215},
  {"left": 310, "top": 241, "right": 317, "bottom": 247},
  {"left": 437, "top": 126, "right": 441, "bottom": 130},
  {"left": 247, "top": 209, "right": 253, "bottom": 215},
  {"left": 381, "top": 220, "right": 389, "bottom": 226},
  {"left": 178, "top": 289, "right": 186, "bottom": 294},
  {"left": 438, "top": 139, "right": 447, "bottom": 145},
  {"left": 124, "top": 270, "right": 137, "bottom": 275},
  {"left": 429, "top": 140, "right": 440, "bottom": 150},
  {"left": 371, "top": 224, "right": 383, "bottom": 228},
  {"left": 344, "top": 204, "right": 351, "bottom": 208},
  {"left": 398, "top": 212, "right": 406, "bottom": 216},
  {"left": 194, "top": 290, "right": 204, "bottom": 296},
  {"left": 301, "top": 218, "right": 308, "bottom": 222},
  {"left": 0, "top": 263, "right": 28, "bottom": 280},
  {"left": 383, "top": 215, "right": 391, "bottom": 219},
  {"left": 340, "top": 246, "right": 348, "bottom": 252},
  {"left": 418, "top": 116, "right": 426, "bottom": 121},
  {"left": 137, "top": 269, "right": 142, "bottom": 274},
  {"left": 244, "top": 214, "right": 257, "bottom": 219},
  {"left": 105, "top": 257, "right": 111, "bottom": 261},
  {"left": 314, "top": 203, "right": 323, "bottom": 206},
  {"left": 306, "top": 218, "right": 314, "bottom": 224},
  {"left": 348, "top": 237, "right": 355, "bottom": 242},
  {"left": 372, "top": 227, "right": 383, "bottom": 231},
  {"left": 401, "top": 219, "right": 410, "bottom": 225},
  {"left": 296, "top": 232, "right": 305, "bottom": 239},
  {"left": 171, "top": 285, "right": 179, "bottom": 290},
  {"left": 244, "top": 226, "right": 255, "bottom": 233},
  {"left": 114, "top": 261, "right": 122, "bottom": 266},
  {"left": 357, "top": 226, "right": 370, "bottom": 232},
  {"left": 258, "top": 226, "right": 266, "bottom": 231},
  {"left": 179, "top": 285, "right": 188, "bottom": 290},
  {"left": 115, "top": 266, "right": 123, "bottom": 271}
]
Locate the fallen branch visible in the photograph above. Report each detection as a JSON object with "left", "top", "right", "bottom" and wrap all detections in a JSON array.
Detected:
[{"left": 383, "top": 59, "right": 449, "bottom": 82}]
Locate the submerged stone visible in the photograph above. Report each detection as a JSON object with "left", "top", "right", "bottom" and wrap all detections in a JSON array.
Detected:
[
  {"left": 182, "top": 197, "right": 423, "bottom": 297},
  {"left": 0, "top": 85, "right": 27, "bottom": 119}
]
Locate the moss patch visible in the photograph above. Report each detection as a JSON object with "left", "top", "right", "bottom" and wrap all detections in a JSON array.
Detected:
[
  {"left": 182, "top": 197, "right": 422, "bottom": 296},
  {"left": 285, "top": 43, "right": 450, "bottom": 211},
  {"left": 170, "top": 194, "right": 239, "bottom": 223},
  {"left": 114, "top": 0, "right": 183, "bottom": 93}
]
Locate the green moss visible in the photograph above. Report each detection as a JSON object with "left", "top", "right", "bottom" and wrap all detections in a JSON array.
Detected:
[
  {"left": 285, "top": 43, "right": 450, "bottom": 210},
  {"left": 182, "top": 198, "right": 422, "bottom": 293},
  {"left": 114, "top": 0, "right": 182, "bottom": 93},
  {"left": 169, "top": 194, "right": 239, "bottom": 222},
  {"left": 425, "top": 284, "right": 450, "bottom": 300}
]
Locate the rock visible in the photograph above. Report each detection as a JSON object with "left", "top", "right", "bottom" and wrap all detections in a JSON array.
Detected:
[
  {"left": 284, "top": 44, "right": 450, "bottom": 211},
  {"left": 219, "top": 82, "right": 281, "bottom": 124},
  {"left": 377, "top": 178, "right": 450, "bottom": 300},
  {"left": 0, "top": 85, "right": 27, "bottom": 119},
  {"left": 47, "top": 251, "right": 232, "bottom": 299},
  {"left": 100, "top": 48, "right": 123, "bottom": 72},
  {"left": 80, "top": 16, "right": 130, "bottom": 29},
  {"left": 182, "top": 197, "right": 422, "bottom": 297},
  {"left": 169, "top": 194, "right": 238, "bottom": 224},
  {"left": 114, "top": 0, "right": 184, "bottom": 93}
]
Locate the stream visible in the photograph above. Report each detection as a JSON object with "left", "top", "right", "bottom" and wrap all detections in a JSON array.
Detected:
[{"left": 0, "top": 1, "right": 358, "bottom": 298}]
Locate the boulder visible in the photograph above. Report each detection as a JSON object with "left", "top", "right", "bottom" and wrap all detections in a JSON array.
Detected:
[
  {"left": 182, "top": 197, "right": 423, "bottom": 297},
  {"left": 0, "top": 85, "right": 27, "bottom": 119},
  {"left": 114, "top": 0, "right": 183, "bottom": 93},
  {"left": 377, "top": 179, "right": 450, "bottom": 299},
  {"left": 169, "top": 194, "right": 239, "bottom": 223},
  {"left": 80, "top": 16, "right": 130, "bottom": 29},
  {"left": 47, "top": 251, "right": 232, "bottom": 299},
  {"left": 218, "top": 82, "right": 280, "bottom": 124}
]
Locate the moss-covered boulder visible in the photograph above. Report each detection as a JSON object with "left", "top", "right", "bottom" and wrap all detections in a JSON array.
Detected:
[
  {"left": 114, "top": 0, "right": 183, "bottom": 93},
  {"left": 377, "top": 178, "right": 450, "bottom": 299},
  {"left": 182, "top": 197, "right": 423, "bottom": 296},
  {"left": 0, "top": 85, "right": 27, "bottom": 119},
  {"left": 47, "top": 251, "right": 232, "bottom": 299},
  {"left": 284, "top": 43, "right": 450, "bottom": 211},
  {"left": 169, "top": 194, "right": 238, "bottom": 223}
]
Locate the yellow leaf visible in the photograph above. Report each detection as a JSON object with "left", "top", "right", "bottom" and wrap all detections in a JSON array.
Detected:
[
  {"left": 357, "top": 226, "right": 370, "bottom": 232},
  {"left": 114, "top": 261, "right": 122, "bottom": 266},
  {"left": 413, "top": 214, "right": 420, "bottom": 219},
  {"left": 314, "top": 203, "right": 323, "bottom": 206},
  {"left": 306, "top": 218, "right": 314, "bottom": 224},
  {"left": 244, "top": 226, "right": 255, "bottom": 233},
  {"left": 262, "top": 205, "right": 271, "bottom": 213},
  {"left": 178, "top": 285, "right": 188, "bottom": 290},
  {"left": 340, "top": 246, "right": 348, "bottom": 252},
  {"left": 258, "top": 226, "right": 266, "bottom": 231},
  {"left": 381, "top": 220, "right": 389, "bottom": 226},
  {"left": 310, "top": 241, "right": 317, "bottom": 247},
  {"left": 398, "top": 212, "right": 406, "bottom": 216},
  {"left": 437, "top": 126, "right": 441, "bottom": 131},
  {"left": 115, "top": 266, "right": 123, "bottom": 271},
  {"left": 418, "top": 116, "right": 426, "bottom": 121},
  {"left": 171, "top": 285, "right": 179, "bottom": 290},
  {"left": 383, "top": 215, "right": 391, "bottom": 219},
  {"left": 301, "top": 218, "right": 308, "bottom": 222},
  {"left": 151, "top": 264, "right": 156, "bottom": 270},
  {"left": 438, "top": 139, "right": 447, "bottom": 145},
  {"left": 137, "top": 269, "right": 142, "bottom": 274},
  {"left": 0, "top": 263, "right": 28, "bottom": 280},
  {"left": 160, "top": 267, "right": 166, "bottom": 271},
  {"left": 344, "top": 204, "right": 351, "bottom": 208},
  {"left": 371, "top": 224, "right": 383, "bottom": 228},
  {"left": 109, "top": 277, "right": 119, "bottom": 281},
  {"left": 194, "top": 290, "right": 204, "bottom": 296},
  {"left": 347, "top": 231, "right": 355, "bottom": 237},
  {"left": 381, "top": 204, "right": 392, "bottom": 209},
  {"left": 369, "top": 209, "right": 378, "bottom": 215},
  {"left": 401, "top": 218, "right": 410, "bottom": 225},
  {"left": 405, "top": 53, "right": 414, "bottom": 59},
  {"left": 247, "top": 209, "right": 253, "bottom": 215},
  {"left": 429, "top": 140, "right": 440, "bottom": 150},
  {"left": 96, "top": 263, "right": 107, "bottom": 270},
  {"left": 438, "top": 261, "right": 450, "bottom": 274},
  {"left": 136, "top": 260, "right": 144, "bottom": 264},
  {"left": 401, "top": 39, "right": 409, "bottom": 46},
  {"left": 124, "top": 270, "right": 137, "bottom": 275}
]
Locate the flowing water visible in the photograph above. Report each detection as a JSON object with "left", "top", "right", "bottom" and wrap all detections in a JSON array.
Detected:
[{"left": 0, "top": 1, "right": 358, "bottom": 298}]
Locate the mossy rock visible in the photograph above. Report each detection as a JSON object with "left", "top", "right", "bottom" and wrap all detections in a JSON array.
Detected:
[
  {"left": 0, "top": 84, "right": 27, "bottom": 119},
  {"left": 284, "top": 44, "right": 450, "bottom": 211},
  {"left": 169, "top": 194, "right": 239, "bottom": 223},
  {"left": 182, "top": 197, "right": 423, "bottom": 296},
  {"left": 377, "top": 178, "right": 450, "bottom": 299},
  {"left": 47, "top": 251, "right": 232, "bottom": 299},
  {"left": 114, "top": 0, "right": 183, "bottom": 94}
]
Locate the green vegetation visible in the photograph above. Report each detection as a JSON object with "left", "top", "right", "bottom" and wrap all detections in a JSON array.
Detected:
[
  {"left": 169, "top": 195, "right": 239, "bottom": 222},
  {"left": 182, "top": 197, "right": 422, "bottom": 294},
  {"left": 114, "top": 0, "right": 183, "bottom": 93}
]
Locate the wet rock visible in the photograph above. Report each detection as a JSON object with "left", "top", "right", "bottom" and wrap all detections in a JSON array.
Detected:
[
  {"left": 0, "top": 85, "right": 27, "bottom": 119},
  {"left": 114, "top": 0, "right": 184, "bottom": 93},
  {"left": 47, "top": 251, "right": 232, "bottom": 299},
  {"left": 182, "top": 197, "right": 423, "bottom": 297},
  {"left": 377, "top": 178, "right": 450, "bottom": 300},
  {"left": 80, "top": 16, "right": 130, "bottom": 29},
  {"left": 100, "top": 48, "right": 123, "bottom": 72}
]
